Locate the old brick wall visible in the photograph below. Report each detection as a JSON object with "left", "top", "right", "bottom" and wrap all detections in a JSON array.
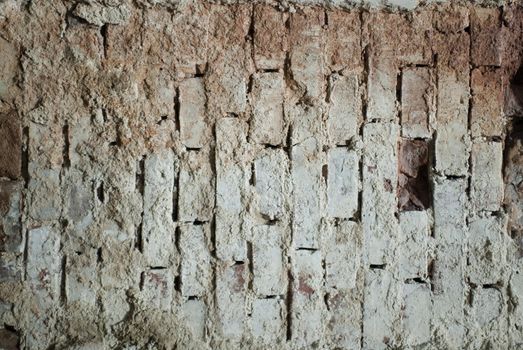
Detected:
[{"left": 0, "top": 0, "right": 522, "bottom": 349}]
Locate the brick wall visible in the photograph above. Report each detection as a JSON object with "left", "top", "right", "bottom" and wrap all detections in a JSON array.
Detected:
[{"left": 0, "top": 1, "right": 522, "bottom": 349}]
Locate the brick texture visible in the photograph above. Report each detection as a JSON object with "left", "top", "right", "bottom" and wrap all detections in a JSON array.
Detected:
[{"left": 1, "top": 2, "right": 522, "bottom": 349}]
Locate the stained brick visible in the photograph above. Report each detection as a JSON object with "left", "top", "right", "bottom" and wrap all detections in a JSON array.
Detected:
[
  {"left": 141, "top": 269, "right": 173, "bottom": 311},
  {"left": 325, "top": 287, "right": 363, "bottom": 349},
  {"left": 180, "top": 224, "right": 211, "bottom": 297},
  {"left": 27, "top": 227, "right": 60, "bottom": 302},
  {"left": 291, "top": 249, "right": 323, "bottom": 347},
  {"left": 216, "top": 262, "right": 246, "bottom": 340},
  {"left": 362, "top": 123, "right": 399, "bottom": 264},
  {"left": 252, "top": 225, "right": 286, "bottom": 296}
]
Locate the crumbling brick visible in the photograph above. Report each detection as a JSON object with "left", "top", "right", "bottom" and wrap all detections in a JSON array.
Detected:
[
  {"left": 398, "top": 139, "right": 431, "bottom": 212},
  {"left": 252, "top": 225, "right": 286, "bottom": 296},
  {"left": 254, "top": 149, "right": 288, "bottom": 220}
]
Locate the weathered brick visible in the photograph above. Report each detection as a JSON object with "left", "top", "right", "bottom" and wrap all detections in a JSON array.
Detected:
[
  {"left": 66, "top": 250, "right": 97, "bottom": 307},
  {"left": 289, "top": 104, "right": 323, "bottom": 145},
  {"left": 0, "top": 255, "right": 20, "bottom": 283},
  {"left": 253, "top": 5, "right": 287, "bottom": 70},
  {"left": 252, "top": 225, "right": 286, "bottom": 296},
  {"left": 250, "top": 72, "right": 285, "bottom": 146},
  {"left": 362, "top": 123, "right": 399, "bottom": 264},
  {"left": 0, "top": 110, "right": 21, "bottom": 180},
  {"left": 206, "top": 6, "right": 251, "bottom": 116},
  {"left": 398, "top": 211, "right": 430, "bottom": 279},
  {"left": 290, "top": 8, "right": 324, "bottom": 101},
  {"left": 172, "top": 3, "right": 209, "bottom": 75},
  {"left": 469, "top": 286, "right": 508, "bottom": 348},
  {"left": 327, "top": 74, "right": 361, "bottom": 145},
  {"left": 468, "top": 214, "right": 507, "bottom": 285},
  {"left": 142, "top": 149, "right": 176, "bottom": 267},
  {"left": 433, "top": 177, "right": 467, "bottom": 244},
  {"left": 291, "top": 249, "right": 323, "bottom": 348},
  {"left": 363, "top": 269, "right": 398, "bottom": 349},
  {"left": 325, "top": 287, "right": 363, "bottom": 350},
  {"left": 0, "top": 181, "right": 22, "bottom": 253},
  {"left": 254, "top": 149, "right": 288, "bottom": 220},
  {"left": 402, "top": 283, "right": 431, "bottom": 346},
  {"left": 434, "top": 31, "right": 470, "bottom": 175},
  {"left": 141, "top": 269, "right": 173, "bottom": 311},
  {"left": 216, "top": 262, "right": 246, "bottom": 340},
  {"left": 471, "top": 142, "right": 503, "bottom": 212},
  {"left": 292, "top": 137, "right": 323, "bottom": 249},
  {"left": 179, "top": 77, "right": 208, "bottom": 149},
  {"left": 325, "top": 220, "right": 362, "bottom": 290},
  {"left": 180, "top": 224, "right": 211, "bottom": 297},
  {"left": 27, "top": 227, "right": 60, "bottom": 302},
  {"left": 325, "top": 10, "right": 361, "bottom": 73},
  {"left": 181, "top": 299, "right": 206, "bottom": 340},
  {"left": 0, "top": 36, "right": 19, "bottom": 101},
  {"left": 432, "top": 177, "right": 467, "bottom": 347},
  {"left": 401, "top": 67, "right": 432, "bottom": 139},
  {"left": 251, "top": 298, "right": 285, "bottom": 343},
  {"left": 434, "top": 73, "right": 470, "bottom": 175},
  {"left": 471, "top": 8, "right": 501, "bottom": 67},
  {"left": 216, "top": 118, "right": 248, "bottom": 261},
  {"left": 327, "top": 148, "right": 359, "bottom": 219},
  {"left": 470, "top": 68, "right": 503, "bottom": 138},
  {"left": 178, "top": 150, "right": 214, "bottom": 222},
  {"left": 367, "top": 55, "right": 397, "bottom": 121}
]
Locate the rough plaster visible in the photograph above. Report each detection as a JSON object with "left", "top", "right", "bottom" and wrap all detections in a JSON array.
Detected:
[{"left": 0, "top": 0, "right": 523, "bottom": 349}]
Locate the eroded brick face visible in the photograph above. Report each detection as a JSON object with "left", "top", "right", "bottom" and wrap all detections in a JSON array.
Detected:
[{"left": 1, "top": 1, "right": 522, "bottom": 349}]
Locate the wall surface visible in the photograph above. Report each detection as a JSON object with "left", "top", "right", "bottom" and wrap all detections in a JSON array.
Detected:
[{"left": 0, "top": 0, "right": 523, "bottom": 349}]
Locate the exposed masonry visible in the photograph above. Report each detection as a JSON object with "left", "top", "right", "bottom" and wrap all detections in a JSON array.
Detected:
[{"left": 0, "top": 0, "right": 523, "bottom": 349}]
